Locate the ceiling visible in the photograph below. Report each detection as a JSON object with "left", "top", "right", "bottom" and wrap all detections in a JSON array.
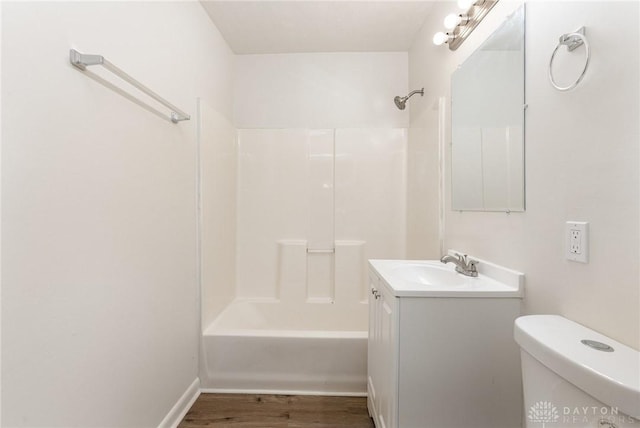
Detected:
[{"left": 199, "top": 1, "right": 436, "bottom": 54}]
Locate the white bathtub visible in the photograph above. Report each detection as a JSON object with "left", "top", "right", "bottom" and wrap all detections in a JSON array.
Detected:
[{"left": 199, "top": 299, "right": 368, "bottom": 395}]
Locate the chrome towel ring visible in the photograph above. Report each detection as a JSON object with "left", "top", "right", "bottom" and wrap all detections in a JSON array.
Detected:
[{"left": 548, "top": 27, "right": 590, "bottom": 92}]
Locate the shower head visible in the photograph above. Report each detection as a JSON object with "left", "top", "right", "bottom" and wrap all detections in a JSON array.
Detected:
[
  {"left": 394, "top": 96, "right": 407, "bottom": 110},
  {"left": 394, "top": 88, "right": 424, "bottom": 110}
]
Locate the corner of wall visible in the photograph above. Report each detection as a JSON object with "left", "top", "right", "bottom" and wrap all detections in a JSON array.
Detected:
[{"left": 157, "top": 378, "right": 200, "bottom": 428}]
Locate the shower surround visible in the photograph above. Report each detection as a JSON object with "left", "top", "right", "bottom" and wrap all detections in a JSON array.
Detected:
[
  {"left": 198, "top": 52, "right": 410, "bottom": 394},
  {"left": 199, "top": 127, "right": 407, "bottom": 394},
  {"left": 236, "top": 128, "right": 406, "bottom": 302}
]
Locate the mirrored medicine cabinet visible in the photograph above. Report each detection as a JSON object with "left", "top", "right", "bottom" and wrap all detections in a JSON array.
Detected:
[{"left": 451, "top": 6, "right": 525, "bottom": 212}]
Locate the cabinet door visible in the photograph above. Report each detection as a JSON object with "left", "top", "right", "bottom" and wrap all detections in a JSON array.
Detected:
[
  {"left": 368, "top": 273, "right": 398, "bottom": 428},
  {"left": 377, "top": 284, "right": 396, "bottom": 428}
]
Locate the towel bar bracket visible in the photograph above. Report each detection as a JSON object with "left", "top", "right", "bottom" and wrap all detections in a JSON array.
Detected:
[
  {"left": 170, "top": 112, "right": 190, "bottom": 123},
  {"left": 70, "top": 50, "right": 104, "bottom": 70}
]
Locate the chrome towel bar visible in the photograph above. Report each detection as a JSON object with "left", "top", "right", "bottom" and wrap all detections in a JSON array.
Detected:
[{"left": 69, "top": 49, "right": 190, "bottom": 123}]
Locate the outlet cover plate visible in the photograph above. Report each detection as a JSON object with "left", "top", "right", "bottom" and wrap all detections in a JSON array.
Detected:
[{"left": 566, "top": 221, "right": 588, "bottom": 263}]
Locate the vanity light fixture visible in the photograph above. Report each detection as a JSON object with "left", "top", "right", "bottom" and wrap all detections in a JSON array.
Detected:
[{"left": 433, "top": 0, "right": 499, "bottom": 51}]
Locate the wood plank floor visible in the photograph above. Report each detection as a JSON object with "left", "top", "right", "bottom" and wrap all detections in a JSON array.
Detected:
[{"left": 178, "top": 393, "right": 375, "bottom": 428}]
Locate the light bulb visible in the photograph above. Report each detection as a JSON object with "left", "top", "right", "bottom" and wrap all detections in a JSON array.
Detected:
[
  {"left": 443, "top": 13, "right": 462, "bottom": 30},
  {"left": 433, "top": 32, "right": 450, "bottom": 46},
  {"left": 457, "top": 0, "right": 474, "bottom": 10}
]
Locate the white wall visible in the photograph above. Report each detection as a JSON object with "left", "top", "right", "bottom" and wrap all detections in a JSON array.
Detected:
[
  {"left": 409, "top": 0, "right": 640, "bottom": 349},
  {"left": 235, "top": 52, "right": 409, "bottom": 129},
  {"left": 1, "top": 2, "right": 234, "bottom": 426},
  {"left": 406, "top": 27, "right": 447, "bottom": 259}
]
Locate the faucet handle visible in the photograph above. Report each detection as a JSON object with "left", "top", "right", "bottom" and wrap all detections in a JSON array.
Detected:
[{"left": 458, "top": 253, "right": 473, "bottom": 266}]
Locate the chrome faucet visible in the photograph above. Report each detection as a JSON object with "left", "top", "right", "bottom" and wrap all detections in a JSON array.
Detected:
[{"left": 440, "top": 253, "right": 479, "bottom": 277}]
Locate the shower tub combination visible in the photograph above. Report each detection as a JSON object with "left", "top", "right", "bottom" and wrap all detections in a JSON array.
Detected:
[
  {"left": 197, "top": 126, "right": 408, "bottom": 396},
  {"left": 200, "top": 299, "right": 368, "bottom": 395}
]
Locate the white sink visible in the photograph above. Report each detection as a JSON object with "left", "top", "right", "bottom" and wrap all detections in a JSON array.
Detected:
[
  {"left": 389, "top": 263, "right": 467, "bottom": 287},
  {"left": 369, "top": 255, "right": 524, "bottom": 298}
]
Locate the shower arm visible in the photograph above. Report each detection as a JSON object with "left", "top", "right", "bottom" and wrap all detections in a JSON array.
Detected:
[{"left": 404, "top": 89, "right": 425, "bottom": 100}]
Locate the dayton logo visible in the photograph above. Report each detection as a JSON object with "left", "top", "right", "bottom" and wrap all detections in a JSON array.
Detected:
[{"left": 528, "top": 401, "right": 560, "bottom": 427}]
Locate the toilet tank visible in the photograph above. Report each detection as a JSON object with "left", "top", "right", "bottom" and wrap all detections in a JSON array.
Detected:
[{"left": 515, "top": 315, "right": 640, "bottom": 428}]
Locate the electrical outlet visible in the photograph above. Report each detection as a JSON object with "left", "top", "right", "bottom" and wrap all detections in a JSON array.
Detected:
[
  {"left": 566, "top": 221, "right": 588, "bottom": 263},
  {"left": 570, "top": 229, "right": 581, "bottom": 254}
]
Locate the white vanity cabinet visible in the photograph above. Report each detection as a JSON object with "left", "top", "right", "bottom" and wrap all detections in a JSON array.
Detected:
[{"left": 367, "top": 259, "right": 524, "bottom": 428}]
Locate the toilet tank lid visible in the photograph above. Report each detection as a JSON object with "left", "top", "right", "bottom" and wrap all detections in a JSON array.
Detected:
[{"left": 514, "top": 315, "right": 640, "bottom": 419}]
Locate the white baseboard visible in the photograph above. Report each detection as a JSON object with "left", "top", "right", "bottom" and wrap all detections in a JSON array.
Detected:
[
  {"left": 199, "top": 387, "right": 367, "bottom": 397},
  {"left": 158, "top": 378, "right": 201, "bottom": 428}
]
